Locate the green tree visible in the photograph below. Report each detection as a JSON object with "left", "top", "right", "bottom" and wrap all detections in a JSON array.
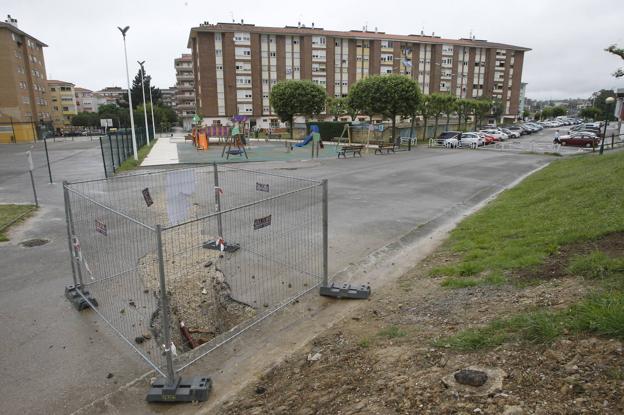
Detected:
[
  {"left": 122, "top": 70, "right": 162, "bottom": 109},
  {"left": 534, "top": 111, "right": 541, "bottom": 121},
  {"left": 428, "top": 93, "right": 447, "bottom": 138},
  {"left": 326, "top": 96, "right": 348, "bottom": 121},
  {"left": 455, "top": 99, "right": 474, "bottom": 131},
  {"left": 71, "top": 112, "right": 99, "bottom": 128},
  {"left": 442, "top": 95, "right": 457, "bottom": 131},
  {"left": 541, "top": 107, "right": 554, "bottom": 119},
  {"left": 551, "top": 106, "right": 568, "bottom": 117},
  {"left": 605, "top": 44, "right": 624, "bottom": 78},
  {"left": 522, "top": 109, "right": 530, "bottom": 119},
  {"left": 269, "top": 80, "right": 327, "bottom": 140},
  {"left": 348, "top": 75, "right": 421, "bottom": 144},
  {"left": 472, "top": 99, "right": 492, "bottom": 130},
  {"left": 417, "top": 95, "right": 436, "bottom": 140},
  {"left": 579, "top": 106, "right": 602, "bottom": 121},
  {"left": 592, "top": 89, "right": 617, "bottom": 121}
]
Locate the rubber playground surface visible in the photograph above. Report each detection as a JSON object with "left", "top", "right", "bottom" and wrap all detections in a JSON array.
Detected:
[{"left": 176, "top": 139, "right": 345, "bottom": 164}]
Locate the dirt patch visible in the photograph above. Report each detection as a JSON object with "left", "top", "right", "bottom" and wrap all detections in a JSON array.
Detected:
[
  {"left": 19, "top": 238, "right": 49, "bottom": 247},
  {"left": 217, "top": 234, "right": 624, "bottom": 414},
  {"left": 515, "top": 231, "right": 624, "bottom": 281}
]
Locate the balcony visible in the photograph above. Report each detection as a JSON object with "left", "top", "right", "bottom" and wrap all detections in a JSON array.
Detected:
[{"left": 176, "top": 73, "right": 194, "bottom": 81}]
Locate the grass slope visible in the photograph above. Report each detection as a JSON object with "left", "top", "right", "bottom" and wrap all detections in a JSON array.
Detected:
[{"left": 0, "top": 204, "right": 37, "bottom": 241}]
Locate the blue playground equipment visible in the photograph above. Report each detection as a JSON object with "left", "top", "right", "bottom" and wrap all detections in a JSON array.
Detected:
[{"left": 295, "top": 125, "right": 319, "bottom": 147}]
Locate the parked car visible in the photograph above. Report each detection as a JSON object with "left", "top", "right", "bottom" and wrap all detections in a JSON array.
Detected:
[
  {"left": 436, "top": 131, "right": 461, "bottom": 148},
  {"left": 557, "top": 132, "right": 601, "bottom": 147},
  {"left": 500, "top": 128, "right": 520, "bottom": 138},
  {"left": 480, "top": 129, "right": 508, "bottom": 141},
  {"left": 477, "top": 132, "right": 497, "bottom": 144},
  {"left": 459, "top": 132, "right": 485, "bottom": 148},
  {"left": 507, "top": 125, "right": 526, "bottom": 136}
]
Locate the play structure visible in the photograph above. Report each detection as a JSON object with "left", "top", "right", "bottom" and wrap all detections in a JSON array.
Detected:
[
  {"left": 294, "top": 125, "right": 322, "bottom": 158},
  {"left": 221, "top": 123, "right": 248, "bottom": 159}
]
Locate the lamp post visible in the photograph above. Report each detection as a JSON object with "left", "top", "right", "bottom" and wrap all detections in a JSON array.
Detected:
[
  {"left": 599, "top": 96, "right": 615, "bottom": 155},
  {"left": 118, "top": 26, "right": 138, "bottom": 160},
  {"left": 137, "top": 60, "right": 150, "bottom": 145},
  {"left": 147, "top": 71, "right": 157, "bottom": 138}
]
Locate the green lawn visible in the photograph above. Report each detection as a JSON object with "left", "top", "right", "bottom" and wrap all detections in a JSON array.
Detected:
[
  {"left": 0, "top": 204, "right": 37, "bottom": 241},
  {"left": 432, "top": 151, "right": 624, "bottom": 280},
  {"left": 115, "top": 138, "right": 157, "bottom": 173},
  {"left": 432, "top": 150, "right": 624, "bottom": 349}
]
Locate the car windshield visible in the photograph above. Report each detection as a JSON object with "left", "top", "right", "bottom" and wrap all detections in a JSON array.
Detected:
[{"left": 439, "top": 132, "right": 459, "bottom": 139}]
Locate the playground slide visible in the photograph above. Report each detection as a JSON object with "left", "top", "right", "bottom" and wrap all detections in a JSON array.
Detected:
[{"left": 294, "top": 133, "right": 314, "bottom": 147}]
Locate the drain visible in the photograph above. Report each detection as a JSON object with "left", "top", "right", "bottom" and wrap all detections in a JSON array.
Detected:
[{"left": 20, "top": 238, "right": 49, "bottom": 247}]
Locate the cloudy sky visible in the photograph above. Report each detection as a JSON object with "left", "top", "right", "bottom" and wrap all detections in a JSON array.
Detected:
[{"left": 4, "top": 0, "right": 623, "bottom": 100}]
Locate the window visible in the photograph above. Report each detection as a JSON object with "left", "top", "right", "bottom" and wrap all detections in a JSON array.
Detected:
[
  {"left": 22, "top": 96, "right": 30, "bottom": 104},
  {"left": 381, "top": 40, "right": 393, "bottom": 48},
  {"left": 235, "top": 47, "right": 251, "bottom": 58},
  {"left": 236, "top": 76, "right": 252, "bottom": 85},
  {"left": 215, "top": 49, "right": 222, "bottom": 56},
  {"left": 234, "top": 32, "right": 250, "bottom": 43},
  {"left": 19, "top": 81, "right": 26, "bottom": 89},
  {"left": 381, "top": 54, "right": 393, "bottom": 62},
  {"left": 312, "top": 36, "right": 326, "bottom": 46}
]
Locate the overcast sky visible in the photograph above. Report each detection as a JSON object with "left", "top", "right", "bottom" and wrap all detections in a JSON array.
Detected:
[{"left": 4, "top": 0, "right": 623, "bottom": 100}]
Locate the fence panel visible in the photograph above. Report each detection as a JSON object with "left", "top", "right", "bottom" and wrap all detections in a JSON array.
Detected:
[{"left": 65, "top": 165, "right": 325, "bottom": 382}]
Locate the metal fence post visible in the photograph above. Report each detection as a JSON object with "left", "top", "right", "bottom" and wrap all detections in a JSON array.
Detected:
[
  {"left": 62, "top": 181, "right": 78, "bottom": 287},
  {"left": 66, "top": 192, "right": 85, "bottom": 289},
  {"left": 155, "top": 224, "right": 176, "bottom": 386},
  {"left": 612, "top": 133, "right": 615, "bottom": 149},
  {"left": 213, "top": 162, "right": 223, "bottom": 238},
  {"left": 98, "top": 136, "right": 108, "bottom": 178},
  {"left": 322, "top": 179, "right": 328, "bottom": 287},
  {"left": 43, "top": 136, "right": 53, "bottom": 183},
  {"left": 107, "top": 134, "right": 116, "bottom": 173}
]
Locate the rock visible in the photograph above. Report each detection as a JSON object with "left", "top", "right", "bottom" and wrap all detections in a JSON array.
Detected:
[
  {"left": 255, "top": 385, "right": 266, "bottom": 395},
  {"left": 201, "top": 288, "right": 208, "bottom": 295},
  {"left": 503, "top": 405, "right": 524, "bottom": 415},
  {"left": 564, "top": 363, "right": 579, "bottom": 374},
  {"left": 204, "top": 261, "right": 213, "bottom": 268},
  {"left": 142, "top": 332, "right": 152, "bottom": 340},
  {"left": 454, "top": 369, "right": 488, "bottom": 387},
  {"left": 106, "top": 373, "right": 114, "bottom": 379},
  {"left": 307, "top": 352, "right": 322, "bottom": 362},
  {"left": 135, "top": 336, "right": 145, "bottom": 344}
]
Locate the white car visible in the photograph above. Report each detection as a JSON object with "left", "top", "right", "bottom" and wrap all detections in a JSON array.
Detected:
[
  {"left": 501, "top": 128, "right": 520, "bottom": 138},
  {"left": 459, "top": 132, "right": 484, "bottom": 148},
  {"left": 436, "top": 131, "right": 461, "bottom": 148},
  {"left": 480, "top": 129, "right": 508, "bottom": 141}
]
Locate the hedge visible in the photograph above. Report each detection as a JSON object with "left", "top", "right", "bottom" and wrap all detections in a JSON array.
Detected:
[{"left": 305, "top": 121, "right": 351, "bottom": 140}]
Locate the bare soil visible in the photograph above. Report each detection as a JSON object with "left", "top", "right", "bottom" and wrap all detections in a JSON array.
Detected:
[{"left": 217, "top": 233, "right": 624, "bottom": 414}]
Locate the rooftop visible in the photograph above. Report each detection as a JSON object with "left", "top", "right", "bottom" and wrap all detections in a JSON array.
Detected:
[
  {"left": 188, "top": 22, "right": 530, "bottom": 51},
  {"left": 47, "top": 80, "right": 75, "bottom": 86},
  {"left": 0, "top": 21, "right": 47, "bottom": 47}
]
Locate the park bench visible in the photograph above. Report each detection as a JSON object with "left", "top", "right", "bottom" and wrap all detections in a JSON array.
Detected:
[
  {"left": 337, "top": 144, "right": 364, "bottom": 158},
  {"left": 374, "top": 142, "right": 397, "bottom": 155}
]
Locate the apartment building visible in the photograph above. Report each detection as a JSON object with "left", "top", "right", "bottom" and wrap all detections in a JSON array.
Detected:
[
  {"left": 95, "top": 86, "right": 127, "bottom": 105},
  {"left": 161, "top": 86, "right": 177, "bottom": 109},
  {"left": 188, "top": 22, "right": 529, "bottom": 127},
  {"left": 48, "top": 80, "right": 78, "bottom": 131},
  {"left": 0, "top": 15, "right": 52, "bottom": 142},
  {"left": 75, "top": 87, "right": 107, "bottom": 113},
  {"left": 175, "top": 53, "right": 196, "bottom": 130}
]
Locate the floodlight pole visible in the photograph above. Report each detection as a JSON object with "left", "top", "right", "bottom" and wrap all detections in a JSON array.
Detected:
[
  {"left": 118, "top": 26, "right": 138, "bottom": 160},
  {"left": 138, "top": 61, "right": 150, "bottom": 145},
  {"left": 148, "top": 71, "right": 157, "bottom": 138}
]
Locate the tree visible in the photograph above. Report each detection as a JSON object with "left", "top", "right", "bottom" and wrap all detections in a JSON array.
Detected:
[
  {"left": 579, "top": 107, "right": 602, "bottom": 120},
  {"left": 472, "top": 99, "right": 492, "bottom": 130},
  {"left": 428, "top": 93, "right": 447, "bottom": 138},
  {"left": 269, "top": 80, "right": 327, "bottom": 140},
  {"left": 442, "top": 95, "right": 457, "bottom": 131},
  {"left": 541, "top": 107, "right": 554, "bottom": 120},
  {"left": 534, "top": 111, "right": 541, "bottom": 121},
  {"left": 122, "top": 70, "right": 162, "bottom": 109},
  {"left": 71, "top": 112, "right": 99, "bottom": 128},
  {"left": 605, "top": 44, "right": 624, "bottom": 78},
  {"left": 348, "top": 75, "right": 421, "bottom": 144},
  {"left": 551, "top": 106, "right": 567, "bottom": 117},
  {"left": 592, "top": 89, "right": 617, "bottom": 121},
  {"left": 455, "top": 99, "right": 474, "bottom": 131},
  {"left": 522, "top": 109, "right": 530, "bottom": 119},
  {"left": 417, "top": 95, "right": 434, "bottom": 141},
  {"left": 326, "top": 96, "right": 348, "bottom": 121}
]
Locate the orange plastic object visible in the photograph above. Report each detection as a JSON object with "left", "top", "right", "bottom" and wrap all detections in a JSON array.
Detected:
[{"left": 197, "top": 130, "right": 209, "bottom": 150}]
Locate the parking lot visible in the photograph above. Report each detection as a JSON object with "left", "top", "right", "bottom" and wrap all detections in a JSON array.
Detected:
[{"left": 0, "top": 138, "right": 557, "bottom": 414}]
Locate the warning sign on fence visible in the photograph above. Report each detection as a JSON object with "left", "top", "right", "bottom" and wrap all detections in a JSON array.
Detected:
[
  {"left": 256, "top": 182, "right": 269, "bottom": 192},
  {"left": 142, "top": 188, "right": 153, "bottom": 207},
  {"left": 95, "top": 219, "right": 107, "bottom": 236},
  {"left": 253, "top": 215, "right": 272, "bottom": 230}
]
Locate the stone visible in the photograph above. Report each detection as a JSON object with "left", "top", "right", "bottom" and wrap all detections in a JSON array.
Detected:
[
  {"left": 503, "top": 405, "right": 524, "bottom": 415},
  {"left": 454, "top": 369, "right": 488, "bottom": 387}
]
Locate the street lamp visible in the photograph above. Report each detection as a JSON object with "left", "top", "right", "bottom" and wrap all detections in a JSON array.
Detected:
[
  {"left": 147, "top": 69, "right": 157, "bottom": 139},
  {"left": 118, "top": 25, "right": 138, "bottom": 160},
  {"left": 599, "top": 96, "right": 615, "bottom": 154},
  {"left": 137, "top": 60, "right": 150, "bottom": 145}
]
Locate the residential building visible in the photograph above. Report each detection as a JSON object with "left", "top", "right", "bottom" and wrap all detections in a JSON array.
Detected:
[
  {"left": 75, "top": 87, "right": 106, "bottom": 113},
  {"left": 175, "top": 53, "right": 196, "bottom": 130},
  {"left": 48, "top": 80, "right": 78, "bottom": 131},
  {"left": 187, "top": 22, "right": 530, "bottom": 127},
  {"left": 518, "top": 82, "right": 527, "bottom": 117},
  {"left": 161, "top": 86, "right": 176, "bottom": 109},
  {"left": 0, "top": 15, "right": 52, "bottom": 142},
  {"left": 95, "top": 86, "right": 127, "bottom": 105}
]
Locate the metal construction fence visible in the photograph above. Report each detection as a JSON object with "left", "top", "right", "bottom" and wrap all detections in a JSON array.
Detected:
[
  {"left": 99, "top": 128, "right": 148, "bottom": 177},
  {"left": 63, "top": 163, "right": 327, "bottom": 387}
]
